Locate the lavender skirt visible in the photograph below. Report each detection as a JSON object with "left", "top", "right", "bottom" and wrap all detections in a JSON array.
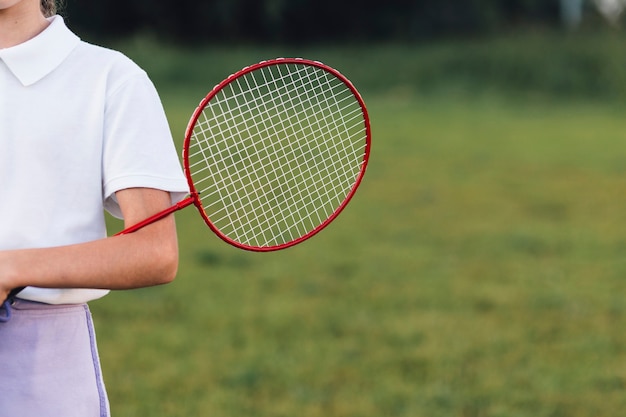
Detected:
[{"left": 0, "top": 299, "right": 110, "bottom": 417}]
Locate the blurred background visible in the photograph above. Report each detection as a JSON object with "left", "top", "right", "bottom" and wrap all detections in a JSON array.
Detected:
[
  {"left": 64, "top": 1, "right": 626, "bottom": 416},
  {"left": 65, "top": 0, "right": 621, "bottom": 43}
]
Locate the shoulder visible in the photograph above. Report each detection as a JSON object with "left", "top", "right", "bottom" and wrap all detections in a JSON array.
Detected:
[
  {"left": 75, "top": 41, "right": 145, "bottom": 74},
  {"left": 67, "top": 41, "right": 150, "bottom": 91}
]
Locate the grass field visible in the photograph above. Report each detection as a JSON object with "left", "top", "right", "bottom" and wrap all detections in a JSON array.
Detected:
[{"left": 94, "top": 37, "right": 626, "bottom": 416}]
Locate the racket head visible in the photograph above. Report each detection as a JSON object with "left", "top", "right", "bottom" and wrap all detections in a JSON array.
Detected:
[{"left": 183, "top": 58, "right": 371, "bottom": 252}]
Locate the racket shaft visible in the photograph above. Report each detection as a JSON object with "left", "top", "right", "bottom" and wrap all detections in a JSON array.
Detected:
[{"left": 115, "top": 195, "right": 195, "bottom": 236}]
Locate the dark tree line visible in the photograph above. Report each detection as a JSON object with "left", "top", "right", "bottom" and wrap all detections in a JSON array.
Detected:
[{"left": 62, "top": 0, "right": 589, "bottom": 43}]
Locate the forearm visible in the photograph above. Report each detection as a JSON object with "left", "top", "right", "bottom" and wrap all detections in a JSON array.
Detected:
[
  {"left": 1, "top": 221, "right": 178, "bottom": 292},
  {"left": 1, "top": 188, "right": 181, "bottom": 298}
]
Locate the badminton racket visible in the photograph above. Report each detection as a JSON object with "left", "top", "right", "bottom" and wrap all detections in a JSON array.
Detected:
[{"left": 118, "top": 57, "right": 371, "bottom": 251}]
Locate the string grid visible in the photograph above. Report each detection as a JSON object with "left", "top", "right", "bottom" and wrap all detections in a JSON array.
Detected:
[{"left": 187, "top": 62, "right": 367, "bottom": 248}]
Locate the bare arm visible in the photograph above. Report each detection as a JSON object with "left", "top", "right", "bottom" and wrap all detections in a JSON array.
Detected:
[{"left": 0, "top": 188, "right": 179, "bottom": 301}]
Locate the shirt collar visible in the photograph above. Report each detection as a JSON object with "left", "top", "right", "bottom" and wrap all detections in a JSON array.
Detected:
[{"left": 0, "top": 16, "right": 80, "bottom": 86}]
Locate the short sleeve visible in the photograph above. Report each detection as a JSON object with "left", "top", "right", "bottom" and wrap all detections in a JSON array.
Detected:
[{"left": 102, "top": 72, "right": 189, "bottom": 218}]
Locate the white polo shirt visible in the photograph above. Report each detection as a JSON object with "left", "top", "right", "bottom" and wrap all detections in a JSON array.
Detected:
[{"left": 0, "top": 16, "right": 189, "bottom": 304}]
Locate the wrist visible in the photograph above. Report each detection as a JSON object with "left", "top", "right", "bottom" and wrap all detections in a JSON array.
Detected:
[{"left": 0, "top": 251, "right": 23, "bottom": 291}]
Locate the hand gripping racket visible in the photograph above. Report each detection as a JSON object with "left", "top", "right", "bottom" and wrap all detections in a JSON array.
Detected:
[{"left": 118, "top": 57, "right": 371, "bottom": 251}]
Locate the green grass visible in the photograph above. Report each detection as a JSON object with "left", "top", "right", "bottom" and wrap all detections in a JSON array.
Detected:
[{"left": 95, "top": 38, "right": 626, "bottom": 416}]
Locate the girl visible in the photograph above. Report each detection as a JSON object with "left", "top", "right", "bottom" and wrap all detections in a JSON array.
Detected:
[{"left": 0, "top": 0, "right": 189, "bottom": 415}]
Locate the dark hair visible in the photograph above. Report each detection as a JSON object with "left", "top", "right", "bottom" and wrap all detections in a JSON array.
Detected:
[{"left": 41, "top": 0, "right": 62, "bottom": 17}]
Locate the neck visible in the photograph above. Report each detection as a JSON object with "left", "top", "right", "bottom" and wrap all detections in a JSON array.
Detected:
[{"left": 0, "top": 2, "right": 50, "bottom": 49}]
